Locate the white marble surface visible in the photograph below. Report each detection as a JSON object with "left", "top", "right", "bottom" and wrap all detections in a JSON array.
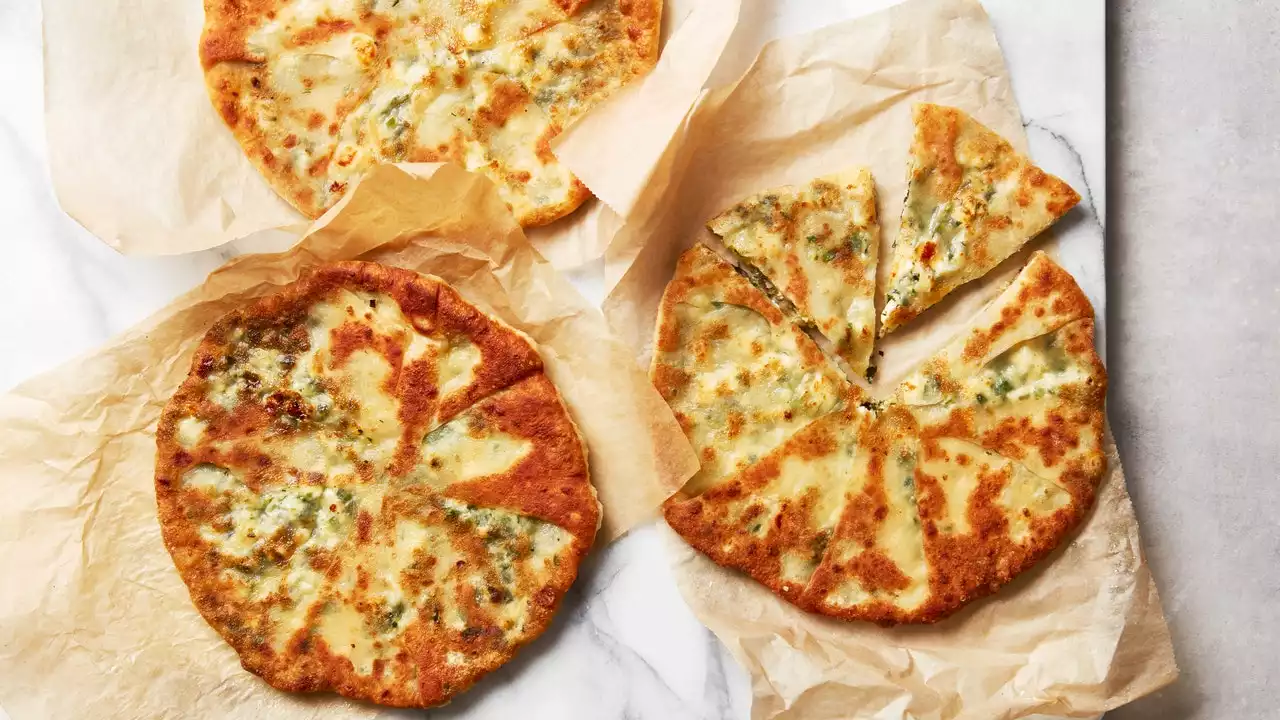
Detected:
[{"left": 0, "top": 1, "right": 1131, "bottom": 718}]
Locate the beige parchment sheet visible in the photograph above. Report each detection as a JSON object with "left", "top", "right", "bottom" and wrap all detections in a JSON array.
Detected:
[
  {"left": 40, "top": 0, "right": 740, "bottom": 262},
  {"left": 0, "top": 163, "right": 699, "bottom": 720},
  {"left": 597, "top": 0, "right": 1180, "bottom": 718}
]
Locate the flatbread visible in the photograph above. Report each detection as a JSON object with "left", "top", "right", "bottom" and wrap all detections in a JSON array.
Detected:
[
  {"left": 199, "top": 0, "right": 661, "bottom": 226},
  {"left": 154, "top": 262, "right": 597, "bottom": 707},
  {"left": 879, "top": 104, "right": 1080, "bottom": 335},
  {"left": 707, "top": 169, "right": 881, "bottom": 378},
  {"left": 650, "top": 244, "right": 852, "bottom": 498},
  {"left": 657, "top": 251, "right": 1106, "bottom": 624}
]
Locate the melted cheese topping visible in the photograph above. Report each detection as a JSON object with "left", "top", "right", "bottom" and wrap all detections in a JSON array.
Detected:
[
  {"left": 659, "top": 249, "right": 1103, "bottom": 624},
  {"left": 417, "top": 414, "right": 533, "bottom": 487},
  {"left": 821, "top": 437, "right": 930, "bottom": 613},
  {"left": 709, "top": 169, "right": 880, "bottom": 375}
]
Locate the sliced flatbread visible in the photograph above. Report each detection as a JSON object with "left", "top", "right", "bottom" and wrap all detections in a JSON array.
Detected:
[
  {"left": 879, "top": 103, "right": 1081, "bottom": 335},
  {"left": 650, "top": 244, "right": 851, "bottom": 497},
  {"left": 155, "top": 262, "right": 597, "bottom": 707},
  {"left": 658, "top": 251, "right": 1107, "bottom": 624},
  {"left": 200, "top": 0, "right": 661, "bottom": 226},
  {"left": 707, "top": 169, "right": 881, "bottom": 376}
]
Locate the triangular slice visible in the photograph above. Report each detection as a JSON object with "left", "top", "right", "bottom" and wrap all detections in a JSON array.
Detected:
[
  {"left": 911, "top": 438, "right": 1078, "bottom": 614},
  {"left": 651, "top": 244, "right": 851, "bottom": 496},
  {"left": 708, "top": 169, "right": 881, "bottom": 377},
  {"left": 800, "top": 406, "right": 932, "bottom": 624},
  {"left": 664, "top": 404, "right": 872, "bottom": 605},
  {"left": 879, "top": 104, "right": 1081, "bottom": 335}
]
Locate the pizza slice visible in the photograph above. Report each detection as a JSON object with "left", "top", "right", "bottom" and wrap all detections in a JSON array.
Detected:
[
  {"left": 663, "top": 404, "right": 871, "bottom": 605},
  {"left": 879, "top": 104, "right": 1081, "bottom": 335},
  {"left": 651, "top": 244, "right": 851, "bottom": 497},
  {"left": 708, "top": 169, "right": 880, "bottom": 377},
  {"left": 798, "top": 406, "right": 933, "bottom": 623},
  {"left": 910, "top": 437, "right": 1078, "bottom": 614}
]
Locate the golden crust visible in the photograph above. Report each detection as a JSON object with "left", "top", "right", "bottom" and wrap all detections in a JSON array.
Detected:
[
  {"left": 200, "top": 0, "right": 661, "bottom": 226},
  {"left": 154, "top": 261, "right": 596, "bottom": 706},
  {"left": 880, "top": 104, "right": 1081, "bottom": 335},
  {"left": 658, "top": 251, "right": 1107, "bottom": 625}
]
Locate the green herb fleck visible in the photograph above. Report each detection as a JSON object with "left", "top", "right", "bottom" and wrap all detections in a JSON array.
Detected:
[
  {"left": 822, "top": 249, "right": 838, "bottom": 262},
  {"left": 993, "top": 376, "right": 1014, "bottom": 397},
  {"left": 846, "top": 231, "right": 866, "bottom": 254}
]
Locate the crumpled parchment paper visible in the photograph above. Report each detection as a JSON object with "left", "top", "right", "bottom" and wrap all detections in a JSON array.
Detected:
[
  {"left": 40, "top": 0, "right": 740, "bottom": 262},
  {"left": 594, "top": 0, "right": 1179, "bottom": 717},
  {"left": 0, "top": 163, "right": 698, "bottom": 719}
]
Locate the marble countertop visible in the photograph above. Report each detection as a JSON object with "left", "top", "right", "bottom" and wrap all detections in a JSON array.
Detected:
[{"left": 6, "top": 2, "right": 1267, "bottom": 719}]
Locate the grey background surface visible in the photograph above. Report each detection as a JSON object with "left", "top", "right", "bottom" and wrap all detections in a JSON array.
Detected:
[{"left": 1108, "top": 2, "right": 1280, "bottom": 718}]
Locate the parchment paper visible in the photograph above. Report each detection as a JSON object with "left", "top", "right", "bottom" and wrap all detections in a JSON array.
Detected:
[
  {"left": 0, "top": 163, "right": 698, "bottom": 720},
  {"left": 596, "top": 0, "right": 1179, "bottom": 717},
  {"left": 40, "top": 0, "right": 739, "bottom": 262}
]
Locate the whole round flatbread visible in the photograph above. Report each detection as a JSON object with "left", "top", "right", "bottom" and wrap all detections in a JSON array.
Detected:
[
  {"left": 199, "top": 0, "right": 661, "bottom": 226},
  {"left": 155, "top": 262, "right": 597, "bottom": 706}
]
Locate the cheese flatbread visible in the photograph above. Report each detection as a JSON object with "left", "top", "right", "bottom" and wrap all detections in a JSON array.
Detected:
[
  {"left": 657, "top": 251, "right": 1106, "bottom": 624},
  {"left": 650, "top": 244, "right": 851, "bottom": 498},
  {"left": 708, "top": 169, "right": 881, "bottom": 377},
  {"left": 879, "top": 104, "right": 1080, "bottom": 335},
  {"left": 155, "top": 262, "right": 597, "bottom": 706},
  {"left": 200, "top": 0, "right": 661, "bottom": 226}
]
